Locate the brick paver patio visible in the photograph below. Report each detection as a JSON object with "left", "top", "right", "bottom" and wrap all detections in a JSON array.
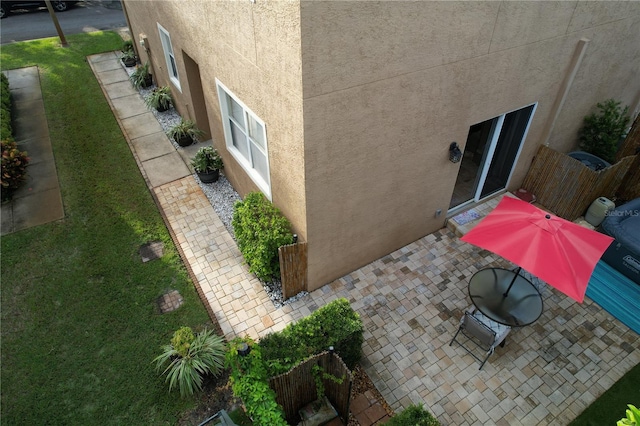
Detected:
[
  {"left": 154, "top": 178, "right": 639, "bottom": 425},
  {"left": 90, "top": 52, "right": 639, "bottom": 426}
]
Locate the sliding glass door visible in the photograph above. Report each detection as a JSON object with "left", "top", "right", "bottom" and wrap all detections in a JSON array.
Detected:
[{"left": 449, "top": 104, "right": 536, "bottom": 210}]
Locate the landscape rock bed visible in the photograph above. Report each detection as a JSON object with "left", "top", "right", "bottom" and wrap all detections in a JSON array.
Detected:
[{"left": 125, "top": 61, "right": 307, "bottom": 307}]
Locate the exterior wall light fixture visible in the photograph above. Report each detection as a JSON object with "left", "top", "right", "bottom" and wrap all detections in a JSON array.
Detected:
[
  {"left": 238, "top": 342, "right": 251, "bottom": 357},
  {"left": 449, "top": 142, "right": 462, "bottom": 163}
]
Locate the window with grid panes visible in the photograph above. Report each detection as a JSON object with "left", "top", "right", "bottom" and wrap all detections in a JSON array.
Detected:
[
  {"left": 216, "top": 80, "right": 270, "bottom": 198},
  {"left": 157, "top": 24, "right": 180, "bottom": 90}
]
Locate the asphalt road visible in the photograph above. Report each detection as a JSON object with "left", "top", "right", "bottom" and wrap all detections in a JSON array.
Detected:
[{"left": 1, "top": 0, "right": 127, "bottom": 44}]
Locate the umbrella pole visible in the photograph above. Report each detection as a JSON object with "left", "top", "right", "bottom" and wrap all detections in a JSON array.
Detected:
[{"left": 503, "top": 267, "right": 522, "bottom": 297}]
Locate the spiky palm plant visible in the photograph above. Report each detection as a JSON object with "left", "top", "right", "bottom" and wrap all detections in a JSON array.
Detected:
[
  {"left": 153, "top": 327, "right": 226, "bottom": 397},
  {"left": 144, "top": 86, "right": 173, "bottom": 111}
]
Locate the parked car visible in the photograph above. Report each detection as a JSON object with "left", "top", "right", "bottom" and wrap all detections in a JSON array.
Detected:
[{"left": 0, "top": 0, "right": 79, "bottom": 18}]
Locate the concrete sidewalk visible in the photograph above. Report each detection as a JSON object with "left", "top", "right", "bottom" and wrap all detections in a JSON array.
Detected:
[
  {"left": 11, "top": 53, "right": 637, "bottom": 426},
  {"left": 1, "top": 67, "right": 64, "bottom": 235}
]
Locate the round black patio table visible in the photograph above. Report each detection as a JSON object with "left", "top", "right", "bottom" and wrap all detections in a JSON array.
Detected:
[{"left": 468, "top": 268, "right": 543, "bottom": 327}]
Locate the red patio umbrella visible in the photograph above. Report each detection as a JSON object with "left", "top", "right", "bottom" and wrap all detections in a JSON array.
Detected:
[{"left": 461, "top": 196, "right": 614, "bottom": 303}]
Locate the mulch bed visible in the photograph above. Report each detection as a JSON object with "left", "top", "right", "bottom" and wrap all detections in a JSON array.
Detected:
[
  {"left": 179, "top": 364, "right": 394, "bottom": 425},
  {"left": 177, "top": 369, "right": 241, "bottom": 426},
  {"left": 348, "top": 364, "right": 395, "bottom": 425}
]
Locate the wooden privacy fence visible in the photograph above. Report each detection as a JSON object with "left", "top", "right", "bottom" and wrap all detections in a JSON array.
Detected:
[
  {"left": 521, "top": 145, "right": 634, "bottom": 221},
  {"left": 616, "top": 113, "right": 640, "bottom": 161},
  {"left": 617, "top": 154, "right": 640, "bottom": 201},
  {"left": 616, "top": 114, "right": 640, "bottom": 201},
  {"left": 268, "top": 351, "right": 353, "bottom": 426},
  {"left": 279, "top": 240, "right": 307, "bottom": 300}
]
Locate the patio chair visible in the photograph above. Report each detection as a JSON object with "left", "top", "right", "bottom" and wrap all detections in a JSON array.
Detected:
[{"left": 449, "top": 308, "right": 511, "bottom": 369}]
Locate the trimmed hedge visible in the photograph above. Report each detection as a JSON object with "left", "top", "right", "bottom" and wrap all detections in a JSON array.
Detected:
[
  {"left": 227, "top": 300, "right": 363, "bottom": 425},
  {"left": 232, "top": 192, "right": 294, "bottom": 282},
  {"left": 1, "top": 74, "right": 29, "bottom": 201},
  {"left": 385, "top": 404, "right": 440, "bottom": 426},
  {"left": 1, "top": 73, "right": 12, "bottom": 140},
  {"left": 259, "top": 298, "right": 363, "bottom": 377}
]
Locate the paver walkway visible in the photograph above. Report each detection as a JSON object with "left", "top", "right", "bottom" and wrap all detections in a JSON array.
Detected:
[{"left": 87, "top": 52, "right": 639, "bottom": 426}]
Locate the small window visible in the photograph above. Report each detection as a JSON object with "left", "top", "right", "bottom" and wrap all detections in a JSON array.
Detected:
[
  {"left": 157, "top": 23, "right": 180, "bottom": 91},
  {"left": 216, "top": 79, "right": 271, "bottom": 199}
]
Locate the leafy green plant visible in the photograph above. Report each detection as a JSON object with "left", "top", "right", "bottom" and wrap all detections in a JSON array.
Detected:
[
  {"left": 226, "top": 338, "right": 288, "bottom": 426},
  {"left": 259, "top": 298, "right": 363, "bottom": 376},
  {"left": 385, "top": 404, "right": 440, "bottom": 426},
  {"left": 145, "top": 86, "right": 173, "bottom": 111},
  {"left": 129, "top": 62, "right": 152, "bottom": 89},
  {"left": 170, "top": 326, "right": 195, "bottom": 357},
  {"left": 579, "top": 99, "right": 630, "bottom": 164},
  {"left": 1, "top": 139, "right": 29, "bottom": 201},
  {"left": 618, "top": 404, "right": 640, "bottom": 426},
  {"left": 153, "top": 327, "right": 226, "bottom": 397},
  {"left": 312, "top": 363, "right": 344, "bottom": 400},
  {"left": 167, "top": 118, "right": 204, "bottom": 144},
  {"left": 232, "top": 192, "right": 294, "bottom": 281},
  {"left": 191, "top": 146, "right": 223, "bottom": 173}
]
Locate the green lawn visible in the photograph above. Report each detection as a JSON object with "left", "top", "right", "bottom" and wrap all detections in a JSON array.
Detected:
[
  {"left": 569, "top": 362, "right": 640, "bottom": 426},
  {"left": 1, "top": 32, "right": 211, "bottom": 424}
]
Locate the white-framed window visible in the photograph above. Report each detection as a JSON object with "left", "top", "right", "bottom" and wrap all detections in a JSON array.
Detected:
[
  {"left": 157, "top": 23, "right": 181, "bottom": 91},
  {"left": 216, "top": 79, "right": 271, "bottom": 199}
]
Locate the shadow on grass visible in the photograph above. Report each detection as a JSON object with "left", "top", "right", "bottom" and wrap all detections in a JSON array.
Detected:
[{"left": 1, "top": 31, "right": 214, "bottom": 424}]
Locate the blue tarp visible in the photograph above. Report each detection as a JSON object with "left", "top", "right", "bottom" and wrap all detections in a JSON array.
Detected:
[{"left": 586, "top": 260, "right": 640, "bottom": 335}]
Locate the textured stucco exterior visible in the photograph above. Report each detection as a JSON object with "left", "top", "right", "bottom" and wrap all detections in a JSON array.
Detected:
[
  {"left": 123, "top": 0, "right": 307, "bottom": 238},
  {"left": 123, "top": 1, "right": 640, "bottom": 292}
]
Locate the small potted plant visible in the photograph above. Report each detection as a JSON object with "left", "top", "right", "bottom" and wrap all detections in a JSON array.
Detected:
[
  {"left": 120, "top": 49, "right": 137, "bottom": 67},
  {"left": 129, "top": 62, "right": 152, "bottom": 89},
  {"left": 167, "top": 118, "right": 204, "bottom": 147},
  {"left": 191, "top": 145, "right": 223, "bottom": 183},
  {"left": 121, "top": 39, "right": 134, "bottom": 54},
  {"left": 144, "top": 86, "right": 173, "bottom": 112}
]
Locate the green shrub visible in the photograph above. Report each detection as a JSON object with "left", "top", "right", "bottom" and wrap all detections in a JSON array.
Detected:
[
  {"left": 232, "top": 192, "right": 294, "bottom": 282},
  {"left": 191, "top": 146, "right": 223, "bottom": 173},
  {"left": 170, "top": 326, "right": 195, "bottom": 357},
  {"left": 226, "top": 338, "right": 288, "bottom": 426},
  {"left": 153, "top": 327, "right": 226, "bottom": 397},
  {"left": 385, "top": 404, "right": 440, "bottom": 426},
  {"left": 579, "top": 99, "right": 630, "bottom": 164},
  {"left": 1, "top": 73, "right": 12, "bottom": 140},
  {"left": 1, "top": 139, "right": 29, "bottom": 201},
  {"left": 259, "top": 298, "right": 363, "bottom": 376},
  {"left": 226, "top": 301, "right": 361, "bottom": 424}
]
